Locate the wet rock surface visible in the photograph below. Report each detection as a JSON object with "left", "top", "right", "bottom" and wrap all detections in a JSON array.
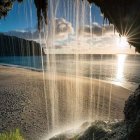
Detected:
[
  {"left": 124, "top": 85, "right": 140, "bottom": 140},
  {"left": 49, "top": 121, "right": 127, "bottom": 140},
  {"left": 50, "top": 85, "right": 140, "bottom": 140}
]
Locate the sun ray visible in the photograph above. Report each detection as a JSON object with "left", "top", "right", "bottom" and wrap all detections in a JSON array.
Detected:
[{"left": 116, "top": 36, "right": 128, "bottom": 48}]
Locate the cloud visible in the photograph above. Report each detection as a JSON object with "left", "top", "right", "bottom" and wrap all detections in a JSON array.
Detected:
[
  {"left": 4, "top": 18, "right": 73, "bottom": 40},
  {"left": 79, "top": 22, "right": 114, "bottom": 36},
  {"left": 55, "top": 18, "right": 74, "bottom": 36},
  {"left": 50, "top": 35, "right": 135, "bottom": 54},
  {"left": 4, "top": 20, "right": 135, "bottom": 54},
  {"left": 51, "top": 23, "right": 135, "bottom": 54}
]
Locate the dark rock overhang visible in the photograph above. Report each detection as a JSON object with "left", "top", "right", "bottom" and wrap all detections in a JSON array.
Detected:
[
  {"left": 34, "top": 0, "right": 48, "bottom": 31},
  {"left": 1, "top": 0, "right": 140, "bottom": 52}
]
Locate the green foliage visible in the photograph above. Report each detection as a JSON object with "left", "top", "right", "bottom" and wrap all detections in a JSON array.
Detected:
[{"left": 0, "top": 129, "right": 24, "bottom": 140}]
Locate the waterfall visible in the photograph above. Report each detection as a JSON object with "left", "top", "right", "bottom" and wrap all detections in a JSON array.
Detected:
[
  {"left": 33, "top": 0, "right": 123, "bottom": 138},
  {"left": 38, "top": 0, "right": 109, "bottom": 135}
]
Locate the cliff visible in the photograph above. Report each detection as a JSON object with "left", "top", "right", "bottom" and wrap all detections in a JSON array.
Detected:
[{"left": 0, "top": 34, "right": 44, "bottom": 56}]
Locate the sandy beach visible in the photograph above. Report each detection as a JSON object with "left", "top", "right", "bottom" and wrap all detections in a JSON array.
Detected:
[{"left": 0, "top": 65, "right": 131, "bottom": 140}]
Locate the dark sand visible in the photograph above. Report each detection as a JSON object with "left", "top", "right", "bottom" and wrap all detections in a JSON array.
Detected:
[{"left": 0, "top": 65, "right": 130, "bottom": 140}]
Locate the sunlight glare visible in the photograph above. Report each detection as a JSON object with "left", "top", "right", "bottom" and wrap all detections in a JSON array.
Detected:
[
  {"left": 116, "top": 36, "right": 128, "bottom": 48},
  {"left": 116, "top": 54, "right": 127, "bottom": 82}
]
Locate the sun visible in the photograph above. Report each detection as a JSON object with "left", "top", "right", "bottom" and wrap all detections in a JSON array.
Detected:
[{"left": 116, "top": 36, "right": 128, "bottom": 48}]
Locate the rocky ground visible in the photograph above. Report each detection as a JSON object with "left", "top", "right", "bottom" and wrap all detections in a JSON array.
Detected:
[
  {"left": 49, "top": 121, "right": 127, "bottom": 140},
  {"left": 0, "top": 65, "right": 131, "bottom": 140},
  {"left": 0, "top": 66, "right": 48, "bottom": 140}
]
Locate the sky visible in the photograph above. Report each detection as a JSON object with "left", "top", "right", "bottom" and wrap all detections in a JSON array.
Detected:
[
  {"left": 0, "top": 0, "right": 103, "bottom": 32},
  {"left": 0, "top": 0, "right": 37, "bottom": 32},
  {"left": 0, "top": 0, "right": 136, "bottom": 54}
]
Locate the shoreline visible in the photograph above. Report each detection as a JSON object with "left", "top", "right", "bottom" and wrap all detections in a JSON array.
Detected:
[
  {"left": 0, "top": 63, "right": 134, "bottom": 91},
  {"left": 0, "top": 63, "right": 43, "bottom": 72}
]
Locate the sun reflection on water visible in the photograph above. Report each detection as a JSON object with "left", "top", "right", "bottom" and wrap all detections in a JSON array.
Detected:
[{"left": 116, "top": 54, "right": 127, "bottom": 83}]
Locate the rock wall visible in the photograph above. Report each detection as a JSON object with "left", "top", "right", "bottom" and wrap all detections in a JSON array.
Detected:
[
  {"left": 124, "top": 85, "right": 140, "bottom": 140},
  {"left": 0, "top": 34, "right": 44, "bottom": 56}
]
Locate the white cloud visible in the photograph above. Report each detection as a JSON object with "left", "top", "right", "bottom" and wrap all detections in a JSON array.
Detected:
[
  {"left": 79, "top": 22, "right": 114, "bottom": 36},
  {"left": 49, "top": 23, "right": 135, "bottom": 54},
  {"left": 55, "top": 18, "right": 74, "bottom": 35},
  {"left": 4, "top": 18, "right": 74, "bottom": 42}
]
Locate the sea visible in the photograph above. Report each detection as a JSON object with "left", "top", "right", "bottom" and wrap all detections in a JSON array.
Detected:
[{"left": 0, "top": 54, "right": 140, "bottom": 91}]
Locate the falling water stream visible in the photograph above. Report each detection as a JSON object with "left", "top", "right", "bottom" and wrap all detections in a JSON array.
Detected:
[{"left": 39, "top": 0, "right": 125, "bottom": 137}]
